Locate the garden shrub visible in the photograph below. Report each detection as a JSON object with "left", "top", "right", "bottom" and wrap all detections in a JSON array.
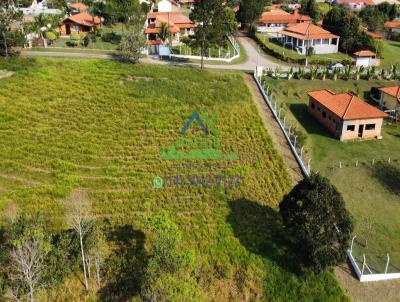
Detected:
[{"left": 44, "top": 31, "right": 57, "bottom": 42}]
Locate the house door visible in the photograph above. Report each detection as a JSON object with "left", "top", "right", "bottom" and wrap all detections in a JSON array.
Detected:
[
  {"left": 66, "top": 24, "right": 71, "bottom": 35},
  {"left": 358, "top": 125, "right": 364, "bottom": 138}
]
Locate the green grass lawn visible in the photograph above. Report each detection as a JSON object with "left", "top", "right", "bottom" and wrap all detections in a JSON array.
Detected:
[
  {"left": 380, "top": 39, "right": 400, "bottom": 68},
  {"left": 266, "top": 77, "right": 400, "bottom": 272},
  {"left": 0, "top": 58, "right": 347, "bottom": 301}
]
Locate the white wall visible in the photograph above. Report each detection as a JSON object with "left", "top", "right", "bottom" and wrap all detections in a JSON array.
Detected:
[{"left": 158, "top": 0, "right": 172, "bottom": 12}]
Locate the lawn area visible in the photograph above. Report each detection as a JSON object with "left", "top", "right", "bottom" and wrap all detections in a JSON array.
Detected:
[
  {"left": 265, "top": 77, "right": 400, "bottom": 272},
  {"left": 380, "top": 39, "right": 400, "bottom": 68},
  {"left": 0, "top": 58, "right": 347, "bottom": 301}
]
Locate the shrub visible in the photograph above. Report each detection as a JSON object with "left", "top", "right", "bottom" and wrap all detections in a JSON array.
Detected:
[
  {"left": 44, "top": 31, "right": 57, "bottom": 42},
  {"left": 69, "top": 32, "right": 80, "bottom": 47}
]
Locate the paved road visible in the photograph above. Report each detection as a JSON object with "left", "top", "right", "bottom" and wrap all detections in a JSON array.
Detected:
[{"left": 21, "top": 36, "right": 283, "bottom": 71}]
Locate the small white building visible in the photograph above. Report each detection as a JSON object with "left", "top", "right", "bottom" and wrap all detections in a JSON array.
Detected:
[
  {"left": 353, "top": 50, "right": 378, "bottom": 67},
  {"left": 157, "top": 0, "right": 173, "bottom": 12},
  {"left": 279, "top": 23, "right": 339, "bottom": 55}
]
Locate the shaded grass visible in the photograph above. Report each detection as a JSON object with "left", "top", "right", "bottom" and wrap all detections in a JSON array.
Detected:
[
  {"left": 0, "top": 57, "right": 347, "bottom": 301},
  {"left": 380, "top": 39, "right": 400, "bottom": 68}
]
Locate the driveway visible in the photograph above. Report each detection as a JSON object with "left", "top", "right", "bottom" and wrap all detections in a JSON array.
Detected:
[{"left": 21, "top": 35, "right": 285, "bottom": 71}]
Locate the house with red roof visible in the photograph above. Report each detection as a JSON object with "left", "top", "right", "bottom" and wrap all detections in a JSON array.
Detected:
[
  {"left": 385, "top": 21, "right": 400, "bottom": 34},
  {"left": 257, "top": 8, "right": 311, "bottom": 33},
  {"left": 60, "top": 13, "right": 102, "bottom": 36},
  {"left": 70, "top": 2, "right": 88, "bottom": 13},
  {"left": 377, "top": 86, "right": 400, "bottom": 113},
  {"left": 334, "top": 0, "right": 375, "bottom": 11},
  {"left": 353, "top": 50, "right": 378, "bottom": 67},
  {"left": 279, "top": 23, "right": 339, "bottom": 55},
  {"left": 145, "top": 12, "right": 194, "bottom": 45},
  {"left": 308, "top": 89, "right": 388, "bottom": 141}
]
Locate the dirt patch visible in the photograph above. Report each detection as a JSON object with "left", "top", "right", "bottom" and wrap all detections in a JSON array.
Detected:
[
  {"left": 0, "top": 70, "right": 14, "bottom": 80},
  {"left": 335, "top": 263, "right": 400, "bottom": 302},
  {"left": 244, "top": 74, "right": 303, "bottom": 184}
]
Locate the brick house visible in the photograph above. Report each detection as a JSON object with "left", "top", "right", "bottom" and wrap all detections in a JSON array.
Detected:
[
  {"left": 334, "top": 0, "right": 375, "bottom": 11},
  {"left": 308, "top": 89, "right": 388, "bottom": 141},
  {"left": 60, "top": 13, "right": 102, "bottom": 36}
]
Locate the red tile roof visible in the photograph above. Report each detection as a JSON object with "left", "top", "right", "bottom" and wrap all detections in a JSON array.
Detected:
[
  {"left": 64, "top": 13, "right": 101, "bottom": 27},
  {"left": 146, "top": 12, "right": 194, "bottom": 34},
  {"left": 70, "top": 2, "right": 88, "bottom": 11},
  {"left": 308, "top": 89, "right": 388, "bottom": 120},
  {"left": 385, "top": 21, "right": 400, "bottom": 29},
  {"left": 365, "top": 31, "right": 383, "bottom": 39},
  {"left": 353, "top": 50, "right": 376, "bottom": 57},
  {"left": 259, "top": 9, "right": 311, "bottom": 25},
  {"left": 281, "top": 23, "right": 338, "bottom": 40},
  {"left": 378, "top": 86, "right": 400, "bottom": 100}
]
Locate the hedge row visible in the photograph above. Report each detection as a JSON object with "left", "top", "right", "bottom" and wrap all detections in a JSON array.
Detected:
[{"left": 253, "top": 33, "right": 352, "bottom": 66}]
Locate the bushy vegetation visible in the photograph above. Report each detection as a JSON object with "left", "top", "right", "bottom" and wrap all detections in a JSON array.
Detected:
[
  {"left": 0, "top": 58, "right": 349, "bottom": 301},
  {"left": 280, "top": 173, "right": 353, "bottom": 273}
]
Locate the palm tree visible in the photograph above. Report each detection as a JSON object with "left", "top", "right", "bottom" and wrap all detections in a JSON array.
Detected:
[{"left": 158, "top": 22, "right": 169, "bottom": 44}]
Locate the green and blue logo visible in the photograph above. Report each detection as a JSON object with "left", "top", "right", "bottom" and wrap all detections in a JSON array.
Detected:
[{"left": 160, "top": 112, "right": 238, "bottom": 161}]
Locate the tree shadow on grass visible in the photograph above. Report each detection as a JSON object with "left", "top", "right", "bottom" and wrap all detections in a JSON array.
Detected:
[
  {"left": 370, "top": 162, "right": 400, "bottom": 196},
  {"left": 98, "top": 224, "right": 148, "bottom": 302},
  {"left": 288, "top": 103, "right": 333, "bottom": 139},
  {"left": 227, "top": 198, "right": 299, "bottom": 274}
]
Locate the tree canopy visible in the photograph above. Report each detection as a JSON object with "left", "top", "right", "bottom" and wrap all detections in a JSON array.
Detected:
[
  {"left": 237, "top": 0, "right": 270, "bottom": 26},
  {"left": 190, "top": 0, "right": 235, "bottom": 68},
  {"left": 323, "top": 6, "right": 377, "bottom": 54},
  {"left": 279, "top": 173, "right": 353, "bottom": 273}
]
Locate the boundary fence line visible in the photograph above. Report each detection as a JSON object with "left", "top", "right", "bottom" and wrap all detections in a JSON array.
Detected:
[
  {"left": 348, "top": 236, "right": 400, "bottom": 282},
  {"left": 253, "top": 68, "right": 310, "bottom": 178},
  {"left": 169, "top": 35, "right": 240, "bottom": 62}
]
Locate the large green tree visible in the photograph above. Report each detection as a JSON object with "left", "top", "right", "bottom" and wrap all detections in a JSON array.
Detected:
[
  {"left": 119, "top": 9, "right": 147, "bottom": 62},
  {"left": 190, "top": 0, "right": 234, "bottom": 69},
  {"left": 237, "top": 0, "right": 269, "bottom": 26},
  {"left": 0, "top": 6, "right": 24, "bottom": 57},
  {"left": 300, "top": 0, "right": 320, "bottom": 22},
  {"left": 323, "top": 6, "right": 376, "bottom": 54},
  {"left": 279, "top": 173, "right": 353, "bottom": 273}
]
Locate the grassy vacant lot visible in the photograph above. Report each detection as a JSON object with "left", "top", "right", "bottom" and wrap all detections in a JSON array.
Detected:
[
  {"left": 266, "top": 77, "right": 400, "bottom": 272},
  {"left": 0, "top": 58, "right": 347, "bottom": 301},
  {"left": 381, "top": 39, "right": 400, "bottom": 68}
]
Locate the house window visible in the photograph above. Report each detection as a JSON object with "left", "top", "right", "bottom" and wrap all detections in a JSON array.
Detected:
[
  {"left": 328, "top": 116, "right": 331, "bottom": 120},
  {"left": 322, "top": 111, "right": 326, "bottom": 118},
  {"left": 315, "top": 39, "right": 321, "bottom": 45},
  {"left": 366, "top": 124, "right": 376, "bottom": 130},
  {"left": 331, "top": 38, "right": 337, "bottom": 45},
  {"left": 347, "top": 125, "right": 355, "bottom": 131},
  {"left": 322, "top": 39, "right": 329, "bottom": 45},
  {"left": 74, "top": 25, "right": 79, "bottom": 32},
  {"left": 311, "top": 102, "right": 315, "bottom": 109},
  {"left": 317, "top": 107, "right": 320, "bottom": 111}
]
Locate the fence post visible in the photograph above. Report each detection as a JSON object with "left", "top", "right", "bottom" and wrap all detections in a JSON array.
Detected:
[
  {"left": 300, "top": 146, "right": 304, "bottom": 159},
  {"left": 294, "top": 135, "right": 297, "bottom": 150},
  {"left": 362, "top": 254, "right": 366, "bottom": 275},
  {"left": 388, "top": 157, "right": 391, "bottom": 163},
  {"left": 278, "top": 108, "right": 282, "bottom": 119},
  {"left": 339, "top": 161, "right": 342, "bottom": 168},
  {"left": 283, "top": 116, "right": 286, "bottom": 129},
  {"left": 350, "top": 236, "right": 356, "bottom": 254},
  {"left": 356, "top": 160, "right": 358, "bottom": 167},
  {"left": 385, "top": 254, "right": 390, "bottom": 274},
  {"left": 307, "top": 158, "right": 311, "bottom": 174},
  {"left": 288, "top": 126, "right": 292, "bottom": 139}
]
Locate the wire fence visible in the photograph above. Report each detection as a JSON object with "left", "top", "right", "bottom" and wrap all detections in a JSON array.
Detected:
[{"left": 254, "top": 68, "right": 311, "bottom": 177}]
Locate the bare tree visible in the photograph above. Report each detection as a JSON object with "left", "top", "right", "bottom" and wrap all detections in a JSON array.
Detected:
[
  {"left": 9, "top": 235, "right": 47, "bottom": 302},
  {"left": 65, "top": 190, "right": 92, "bottom": 291}
]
